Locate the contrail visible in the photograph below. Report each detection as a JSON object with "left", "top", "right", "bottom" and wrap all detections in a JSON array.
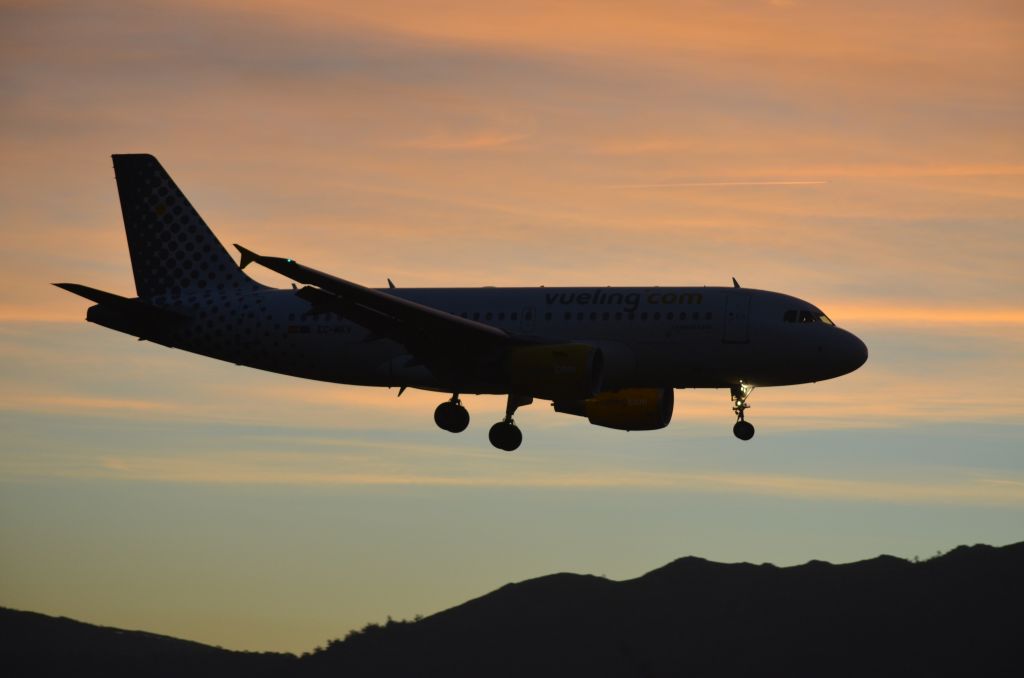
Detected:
[{"left": 610, "top": 180, "right": 828, "bottom": 188}]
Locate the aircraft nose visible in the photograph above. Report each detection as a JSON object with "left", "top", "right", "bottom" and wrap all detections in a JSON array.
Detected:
[{"left": 842, "top": 330, "right": 868, "bottom": 373}]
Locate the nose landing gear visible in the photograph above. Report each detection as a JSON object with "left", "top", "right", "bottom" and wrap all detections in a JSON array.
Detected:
[
  {"left": 731, "top": 382, "right": 755, "bottom": 441},
  {"left": 434, "top": 394, "right": 470, "bottom": 433},
  {"left": 489, "top": 394, "right": 533, "bottom": 452}
]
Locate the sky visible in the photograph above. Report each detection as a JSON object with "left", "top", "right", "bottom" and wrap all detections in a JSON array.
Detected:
[{"left": 1, "top": 0, "right": 1023, "bottom": 653}]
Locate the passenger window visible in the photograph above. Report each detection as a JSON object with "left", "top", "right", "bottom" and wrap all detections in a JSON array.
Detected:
[
  {"left": 590, "top": 312, "right": 597, "bottom": 321},
  {"left": 705, "top": 312, "right": 712, "bottom": 320},
  {"left": 460, "top": 312, "right": 467, "bottom": 318},
  {"left": 577, "top": 312, "right": 584, "bottom": 321},
  {"left": 498, "top": 312, "right": 505, "bottom": 320},
  {"left": 564, "top": 312, "right": 571, "bottom": 320},
  {"left": 602, "top": 312, "right": 609, "bottom": 320},
  {"left": 653, "top": 312, "right": 661, "bottom": 321},
  {"left": 486, "top": 312, "right": 492, "bottom": 321},
  {"left": 784, "top": 310, "right": 796, "bottom": 323},
  {"left": 511, "top": 312, "right": 518, "bottom": 320},
  {"left": 641, "top": 312, "right": 648, "bottom": 321},
  {"left": 525, "top": 311, "right": 533, "bottom": 320},
  {"left": 680, "top": 312, "right": 687, "bottom": 320},
  {"left": 666, "top": 312, "right": 674, "bottom": 320},
  {"left": 544, "top": 312, "right": 552, "bottom": 321},
  {"left": 473, "top": 312, "right": 479, "bottom": 320},
  {"left": 615, "top": 312, "right": 622, "bottom": 321}
]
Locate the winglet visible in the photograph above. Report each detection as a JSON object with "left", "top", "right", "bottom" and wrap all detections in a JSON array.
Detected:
[
  {"left": 732, "top": 277, "right": 741, "bottom": 288},
  {"left": 234, "top": 244, "right": 258, "bottom": 270}
]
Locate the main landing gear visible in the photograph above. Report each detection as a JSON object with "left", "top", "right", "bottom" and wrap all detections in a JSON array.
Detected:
[
  {"left": 434, "top": 395, "right": 470, "bottom": 433},
  {"left": 433, "top": 393, "right": 530, "bottom": 451},
  {"left": 489, "top": 394, "right": 532, "bottom": 452},
  {"left": 731, "top": 382, "right": 755, "bottom": 441}
]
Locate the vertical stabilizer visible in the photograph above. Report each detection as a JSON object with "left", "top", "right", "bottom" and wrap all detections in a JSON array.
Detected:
[{"left": 112, "top": 154, "right": 258, "bottom": 299}]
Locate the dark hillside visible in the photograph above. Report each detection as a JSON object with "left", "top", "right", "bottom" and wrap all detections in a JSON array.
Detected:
[
  {"left": 304, "top": 542, "right": 1023, "bottom": 677},
  {"left": 0, "top": 607, "right": 296, "bottom": 677}
]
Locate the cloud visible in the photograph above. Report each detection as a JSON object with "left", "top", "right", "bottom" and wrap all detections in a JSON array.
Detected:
[
  {"left": 3, "top": 1, "right": 1021, "bottom": 316},
  {"left": 3, "top": 450, "right": 1007, "bottom": 506},
  {"left": 0, "top": 393, "right": 174, "bottom": 414},
  {"left": 0, "top": 308, "right": 82, "bottom": 323},
  {"left": 608, "top": 181, "right": 829, "bottom": 188},
  {"left": 830, "top": 305, "right": 1024, "bottom": 327},
  {"left": 398, "top": 132, "right": 528, "bottom": 151}
]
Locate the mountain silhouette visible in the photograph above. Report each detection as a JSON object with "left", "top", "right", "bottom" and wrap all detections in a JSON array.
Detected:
[
  {"left": 5, "top": 542, "right": 1021, "bottom": 677},
  {"left": 0, "top": 608, "right": 295, "bottom": 677}
]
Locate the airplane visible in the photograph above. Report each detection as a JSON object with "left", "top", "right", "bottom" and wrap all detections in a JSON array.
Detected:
[{"left": 57, "top": 154, "right": 868, "bottom": 451}]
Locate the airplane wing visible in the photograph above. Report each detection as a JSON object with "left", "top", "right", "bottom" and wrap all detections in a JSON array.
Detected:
[{"left": 234, "top": 246, "right": 527, "bottom": 360}]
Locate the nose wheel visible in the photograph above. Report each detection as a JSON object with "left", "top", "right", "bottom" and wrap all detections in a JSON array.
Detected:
[
  {"left": 731, "top": 383, "right": 755, "bottom": 441},
  {"left": 490, "top": 394, "right": 533, "bottom": 451},
  {"left": 434, "top": 395, "right": 470, "bottom": 433}
]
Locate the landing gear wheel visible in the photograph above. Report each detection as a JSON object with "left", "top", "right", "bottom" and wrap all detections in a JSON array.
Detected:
[
  {"left": 488, "top": 421, "right": 522, "bottom": 451},
  {"left": 730, "top": 382, "right": 756, "bottom": 442},
  {"left": 733, "top": 420, "right": 755, "bottom": 441},
  {"left": 489, "top": 393, "right": 531, "bottom": 451},
  {"left": 448, "top": 406, "right": 469, "bottom": 433},
  {"left": 434, "top": 399, "right": 470, "bottom": 433}
]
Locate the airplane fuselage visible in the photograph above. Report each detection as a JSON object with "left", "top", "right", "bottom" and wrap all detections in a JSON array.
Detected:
[{"left": 88, "top": 284, "right": 866, "bottom": 395}]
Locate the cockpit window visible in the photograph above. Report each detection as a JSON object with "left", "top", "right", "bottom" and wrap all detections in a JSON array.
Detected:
[{"left": 784, "top": 309, "right": 836, "bottom": 326}]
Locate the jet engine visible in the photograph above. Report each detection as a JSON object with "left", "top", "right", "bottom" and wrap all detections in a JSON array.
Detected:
[
  {"left": 553, "top": 387, "right": 674, "bottom": 431},
  {"left": 506, "top": 344, "right": 604, "bottom": 401}
]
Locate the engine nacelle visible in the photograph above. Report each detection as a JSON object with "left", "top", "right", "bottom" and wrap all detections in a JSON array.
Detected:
[
  {"left": 506, "top": 344, "right": 604, "bottom": 401},
  {"left": 554, "top": 387, "right": 674, "bottom": 431}
]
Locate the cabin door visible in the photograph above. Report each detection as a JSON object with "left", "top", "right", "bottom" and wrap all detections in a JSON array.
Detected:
[{"left": 722, "top": 293, "right": 751, "bottom": 343}]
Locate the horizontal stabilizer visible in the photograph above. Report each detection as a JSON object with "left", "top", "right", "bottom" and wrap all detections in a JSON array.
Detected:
[
  {"left": 54, "top": 283, "right": 189, "bottom": 322},
  {"left": 55, "top": 282, "right": 132, "bottom": 306}
]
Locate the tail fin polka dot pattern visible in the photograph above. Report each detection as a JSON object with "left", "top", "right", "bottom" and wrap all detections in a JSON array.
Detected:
[{"left": 112, "top": 154, "right": 260, "bottom": 300}]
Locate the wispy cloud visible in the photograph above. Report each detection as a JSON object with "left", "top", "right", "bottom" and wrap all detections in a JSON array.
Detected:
[
  {"left": 398, "top": 132, "right": 528, "bottom": 151},
  {"left": 0, "top": 392, "right": 177, "bottom": 415},
  {"left": 609, "top": 180, "right": 829, "bottom": 188},
  {"left": 44, "top": 453, "right": 1020, "bottom": 506},
  {"left": 830, "top": 305, "right": 1024, "bottom": 327},
  {"left": 0, "top": 308, "right": 83, "bottom": 323}
]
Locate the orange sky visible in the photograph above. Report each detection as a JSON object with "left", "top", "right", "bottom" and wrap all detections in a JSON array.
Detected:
[{"left": 1, "top": 0, "right": 1022, "bottom": 653}]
